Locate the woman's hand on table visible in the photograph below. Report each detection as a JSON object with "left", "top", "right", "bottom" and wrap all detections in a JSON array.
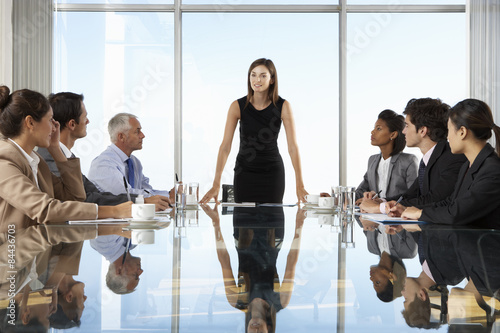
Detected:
[
  {"left": 296, "top": 186, "right": 308, "bottom": 204},
  {"left": 200, "top": 186, "right": 220, "bottom": 204}
]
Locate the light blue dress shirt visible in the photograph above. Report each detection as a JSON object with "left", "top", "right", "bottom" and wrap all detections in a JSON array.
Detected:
[
  {"left": 88, "top": 144, "right": 169, "bottom": 197},
  {"left": 90, "top": 235, "right": 136, "bottom": 263}
]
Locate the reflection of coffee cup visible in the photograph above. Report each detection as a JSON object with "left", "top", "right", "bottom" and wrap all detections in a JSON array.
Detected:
[
  {"left": 305, "top": 211, "right": 318, "bottom": 218},
  {"left": 132, "top": 204, "right": 155, "bottom": 220},
  {"left": 185, "top": 194, "right": 197, "bottom": 206},
  {"left": 318, "top": 215, "right": 333, "bottom": 225},
  {"left": 305, "top": 194, "right": 320, "bottom": 204},
  {"left": 131, "top": 230, "right": 155, "bottom": 245},
  {"left": 318, "top": 197, "right": 334, "bottom": 208}
]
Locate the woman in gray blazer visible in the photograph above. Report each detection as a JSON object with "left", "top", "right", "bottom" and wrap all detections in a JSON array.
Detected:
[{"left": 355, "top": 110, "right": 418, "bottom": 202}]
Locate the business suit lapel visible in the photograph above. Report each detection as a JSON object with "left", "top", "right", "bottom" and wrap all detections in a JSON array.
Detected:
[
  {"left": 5, "top": 140, "right": 40, "bottom": 187},
  {"left": 423, "top": 141, "right": 446, "bottom": 193},
  {"left": 368, "top": 154, "right": 381, "bottom": 191},
  {"left": 459, "top": 144, "right": 494, "bottom": 194},
  {"left": 385, "top": 153, "right": 399, "bottom": 192}
]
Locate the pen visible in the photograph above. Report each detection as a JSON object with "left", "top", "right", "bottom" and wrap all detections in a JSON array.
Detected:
[
  {"left": 123, "top": 176, "right": 132, "bottom": 202},
  {"left": 175, "top": 173, "right": 179, "bottom": 182},
  {"left": 372, "top": 190, "right": 382, "bottom": 199},
  {"left": 395, "top": 195, "right": 403, "bottom": 205}
]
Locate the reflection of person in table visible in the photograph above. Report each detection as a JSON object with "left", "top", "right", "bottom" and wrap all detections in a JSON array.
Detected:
[
  {"left": 201, "top": 204, "right": 304, "bottom": 333},
  {"left": 90, "top": 234, "right": 143, "bottom": 294},
  {"left": 200, "top": 58, "right": 308, "bottom": 204},
  {"left": 0, "top": 285, "right": 57, "bottom": 331},
  {"left": 355, "top": 109, "right": 418, "bottom": 206},
  {"left": 357, "top": 218, "right": 413, "bottom": 302},
  {"left": 0, "top": 224, "right": 128, "bottom": 330},
  {"left": 400, "top": 225, "right": 500, "bottom": 329}
]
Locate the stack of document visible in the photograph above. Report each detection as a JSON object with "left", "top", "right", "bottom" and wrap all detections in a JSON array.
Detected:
[
  {"left": 221, "top": 202, "right": 256, "bottom": 207},
  {"left": 360, "top": 213, "right": 423, "bottom": 224},
  {"left": 220, "top": 202, "right": 297, "bottom": 207},
  {"left": 67, "top": 218, "right": 127, "bottom": 224}
]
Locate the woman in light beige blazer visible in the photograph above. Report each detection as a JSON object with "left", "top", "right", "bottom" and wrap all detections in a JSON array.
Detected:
[{"left": 0, "top": 86, "right": 131, "bottom": 232}]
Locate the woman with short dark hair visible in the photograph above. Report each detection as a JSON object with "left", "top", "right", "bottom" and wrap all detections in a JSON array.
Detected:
[{"left": 355, "top": 109, "right": 418, "bottom": 203}]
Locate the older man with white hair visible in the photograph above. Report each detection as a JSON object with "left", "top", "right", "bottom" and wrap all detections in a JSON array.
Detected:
[{"left": 88, "top": 113, "right": 172, "bottom": 200}]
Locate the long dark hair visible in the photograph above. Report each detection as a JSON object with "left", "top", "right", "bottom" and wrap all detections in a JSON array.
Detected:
[
  {"left": 0, "top": 86, "right": 51, "bottom": 138},
  {"left": 245, "top": 299, "right": 277, "bottom": 333},
  {"left": 448, "top": 98, "right": 500, "bottom": 156},
  {"left": 378, "top": 109, "right": 406, "bottom": 156},
  {"left": 245, "top": 58, "right": 279, "bottom": 110}
]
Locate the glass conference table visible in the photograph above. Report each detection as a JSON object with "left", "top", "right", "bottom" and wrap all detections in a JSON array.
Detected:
[{"left": 2, "top": 205, "right": 500, "bottom": 332}]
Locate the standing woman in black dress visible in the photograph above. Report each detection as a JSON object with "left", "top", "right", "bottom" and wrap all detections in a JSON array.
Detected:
[{"left": 200, "top": 58, "right": 308, "bottom": 204}]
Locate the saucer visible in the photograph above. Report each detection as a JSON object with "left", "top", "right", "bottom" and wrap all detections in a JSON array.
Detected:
[
  {"left": 313, "top": 207, "right": 336, "bottom": 213},
  {"left": 303, "top": 203, "right": 319, "bottom": 209},
  {"left": 127, "top": 217, "right": 161, "bottom": 225},
  {"left": 125, "top": 221, "right": 171, "bottom": 230}
]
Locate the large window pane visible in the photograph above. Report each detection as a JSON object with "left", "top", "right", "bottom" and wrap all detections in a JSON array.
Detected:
[
  {"left": 184, "top": 0, "right": 337, "bottom": 4},
  {"left": 53, "top": 12, "right": 175, "bottom": 190},
  {"left": 183, "top": 13, "right": 339, "bottom": 202},
  {"left": 346, "top": 13, "right": 466, "bottom": 188},
  {"left": 56, "top": 0, "right": 173, "bottom": 4},
  {"left": 348, "top": 0, "right": 464, "bottom": 4}
]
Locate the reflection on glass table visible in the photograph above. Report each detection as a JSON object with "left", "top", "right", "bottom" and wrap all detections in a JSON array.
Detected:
[{"left": 1, "top": 207, "right": 500, "bottom": 332}]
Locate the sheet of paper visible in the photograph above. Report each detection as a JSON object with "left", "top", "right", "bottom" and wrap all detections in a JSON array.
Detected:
[
  {"left": 257, "top": 203, "right": 297, "bottom": 207},
  {"left": 220, "top": 202, "right": 256, "bottom": 207},
  {"left": 67, "top": 218, "right": 128, "bottom": 224},
  {"left": 360, "top": 213, "right": 422, "bottom": 223},
  {"left": 155, "top": 208, "right": 173, "bottom": 215}
]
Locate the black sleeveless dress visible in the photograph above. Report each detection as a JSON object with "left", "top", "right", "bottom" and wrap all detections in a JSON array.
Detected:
[
  {"left": 234, "top": 96, "right": 286, "bottom": 203},
  {"left": 233, "top": 207, "right": 285, "bottom": 312}
]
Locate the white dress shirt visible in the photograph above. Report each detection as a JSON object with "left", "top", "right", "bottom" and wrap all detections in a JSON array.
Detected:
[
  {"left": 9, "top": 139, "right": 40, "bottom": 189},
  {"left": 377, "top": 156, "right": 391, "bottom": 199}
]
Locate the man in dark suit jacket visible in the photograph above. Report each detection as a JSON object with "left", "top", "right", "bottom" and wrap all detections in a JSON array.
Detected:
[
  {"left": 38, "top": 92, "right": 171, "bottom": 208},
  {"left": 360, "top": 98, "right": 466, "bottom": 215}
]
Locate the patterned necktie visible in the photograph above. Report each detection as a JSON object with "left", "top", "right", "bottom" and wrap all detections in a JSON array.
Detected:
[
  {"left": 418, "top": 159, "right": 426, "bottom": 193},
  {"left": 126, "top": 158, "right": 135, "bottom": 188}
]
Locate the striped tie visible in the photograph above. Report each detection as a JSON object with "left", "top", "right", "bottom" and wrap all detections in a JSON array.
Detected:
[{"left": 418, "top": 159, "right": 426, "bottom": 193}]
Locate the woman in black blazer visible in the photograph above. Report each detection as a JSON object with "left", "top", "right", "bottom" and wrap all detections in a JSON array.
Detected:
[
  {"left": 402, "top": 99, "right": 500, "bottom": 227},
  {"left": 355, "top": 110, "right": 418, "bottom": 203}
]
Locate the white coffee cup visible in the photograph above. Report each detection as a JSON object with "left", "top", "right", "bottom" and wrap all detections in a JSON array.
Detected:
[
  {"left": 305, "top": 194, "right": 320, "bottom": 204},
  {"left": 131, "top": 230, "right": 155, "bottom": 245},
  {"left": 185, "top": 194, "right": 197, "bottom": 206},
  {"left": 131, "top": 203, "right": 155, "bottom": 220},
  {"left": 318, "top": 197, "right": 334, "bottom": 208}
]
